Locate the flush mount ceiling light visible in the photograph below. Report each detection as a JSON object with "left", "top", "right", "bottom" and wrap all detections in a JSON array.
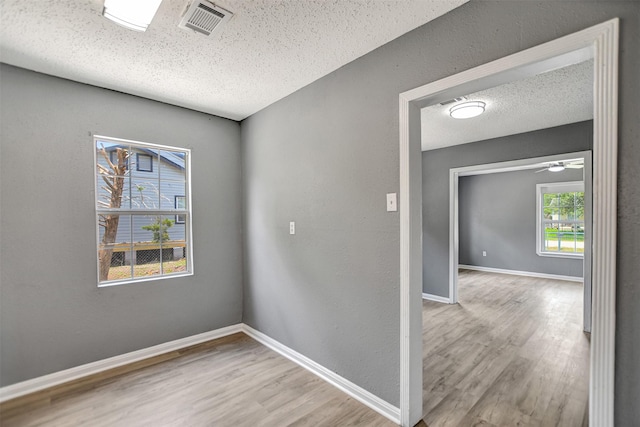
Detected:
[
  {"left": 548, "top": 163, "right": 566, "bottom": 172},
  {"left": 103, "top": 0, "right": 163, "bottom": 32},
  {"left": 449, "top": 101, "right": 486, "bottom": 119}
]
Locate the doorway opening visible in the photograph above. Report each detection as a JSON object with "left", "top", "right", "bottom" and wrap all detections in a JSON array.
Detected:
[
  {"left": 398, "top": 19, "right": 618, "bottom": 427},
  {"left": 420, "top": 151, "right": 593, "bottom": 425},
  {"left": 449, "top": 151, "right": 593, "bottom": 333}
]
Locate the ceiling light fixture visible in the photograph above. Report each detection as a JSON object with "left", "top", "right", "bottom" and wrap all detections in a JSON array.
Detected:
[
  {"left": 103, "top": 0, "right": 163, "bottom": 32},
  {"left": 449, "top": 101, "right": 486, "bottom": 119},
  {"left": 548, "top": 163, "right": 565, "bottom": 172}
]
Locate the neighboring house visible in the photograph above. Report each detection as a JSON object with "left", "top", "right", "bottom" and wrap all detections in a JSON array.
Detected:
[{"left": 97, "top": 145, "right": 187, "bottom": 265}]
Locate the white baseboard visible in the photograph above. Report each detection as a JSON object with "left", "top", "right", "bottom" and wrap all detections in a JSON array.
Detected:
[
  {"left": 1, "top": 323, "right": 400, "bottom": 425},
  {"left": 241, "top": 324, "right": 401, "bottom": 425},
  {"left": 422, "top": 293, "right": 453, "bottom": 304},
  {"left": 0, "top": 324, "right": 243, "bottom": 404},
  {"left": 458, "top": 265, "right": 583, "bottom": 282}
]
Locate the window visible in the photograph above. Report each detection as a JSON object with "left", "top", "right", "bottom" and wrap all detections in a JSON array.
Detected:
[
  {"left": 136, "top": 153, "right": 153, "bottom": 172},
  {"left": 536, "top": 181, "right": 584, "bottom": 258},
  {"left": 94, "top": 136, "right": 192, "bottom": 286},
  {"left": 175, "top": 196, "right": 186, "bottom": 224}
]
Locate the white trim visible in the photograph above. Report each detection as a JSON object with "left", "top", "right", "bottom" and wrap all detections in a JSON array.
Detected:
[
  {"left": 241, "top": 324, "right": 401, "bottom": 425},
  {"left": 0, "top": 324, "right": 243, "bottom": 404},
  {"left": 1, "top": 323, "right": 401, "bottom": 425},
  {"left": 450, "top": 153, "right": 591, "bottom": 301},
  {"left": 399, "top": 93, "right": 424, "bottom": 426},
  {"left": 399, "top": 19, "right": 618, "bottom": 427},
  {"left": 422, "top": 293, "right": 453, "bottom": 304},
  {"left": 93, "top": 134, "right": 194, "bottom": 287},
  {"left": 458, "top": 265, "right": 583, "bottom": 283}
]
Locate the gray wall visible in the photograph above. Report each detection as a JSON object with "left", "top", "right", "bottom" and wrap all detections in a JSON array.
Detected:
[
  {"left": 0, "top": 1, "right": 638, "bottom": 423},
  {"left": 424, "top": 122, "right": 592, "bottom": 297},
  {"left": 0, "top": 64, "right": 243, "bottom": 386},
  {"left": 459, "top": 167, "right": 584, "bottom": 276},
  {"left": 242, "top": 1, "right": 639, "bottom": 420}
]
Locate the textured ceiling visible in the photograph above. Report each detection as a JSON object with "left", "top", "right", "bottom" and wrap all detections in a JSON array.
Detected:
[
  {"left": 0, "top": 0, "right": 466, "bottom": 121},
  {"left": 421, "top": 59, "right": 594, "bottom": 151}
]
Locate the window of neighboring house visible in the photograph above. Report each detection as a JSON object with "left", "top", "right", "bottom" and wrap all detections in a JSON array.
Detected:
[
  {"left": 94, "top": 136, "right": 192, "bottom": 286},
  {"left": 536, "top": 181, "right": 584, "bottom": 258},
  {"left": 136, "top": 153, "right": 153, "bottom": 172},
  {"left": 175, "top": 196, "right": 186, "bottom": 224},
  {"left": 110, "top": 150, "right": 128, "bottom": 169}
]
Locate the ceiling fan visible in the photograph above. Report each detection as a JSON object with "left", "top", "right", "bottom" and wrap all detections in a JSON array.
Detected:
[{"left": 534, "top": 160, "right": 584, "bottom": 173}]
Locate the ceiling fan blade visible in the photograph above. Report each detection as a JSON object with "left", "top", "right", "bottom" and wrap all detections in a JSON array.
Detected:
[
  {"left": 565, "top": 164, "right": 584, "bottom": 169},
  {"left": 534, "top": 168, "right": 548, "bottom": 173}
]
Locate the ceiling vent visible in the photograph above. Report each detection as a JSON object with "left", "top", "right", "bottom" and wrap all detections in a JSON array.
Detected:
[{"left": 178, "top": 1, "right": 232, "bottom": 36}]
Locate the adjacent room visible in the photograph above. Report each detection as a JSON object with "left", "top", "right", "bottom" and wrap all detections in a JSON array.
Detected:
[
  {"left": 1, "top": 1, "right": 638, "bottom": 427},
  {"left": 419, "top": 58, "right": 595, "bottom": 426}
]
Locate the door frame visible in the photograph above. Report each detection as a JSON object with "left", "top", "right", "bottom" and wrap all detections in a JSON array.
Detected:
[
  {"left": 448, "top": 150, "right": 593, "bottom": 333},
  {"left": 398, "top": 19, "right": 618, "bottom": 426}
]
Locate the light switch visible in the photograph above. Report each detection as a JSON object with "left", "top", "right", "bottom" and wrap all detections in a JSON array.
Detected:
[
  {"left": 386, "top": 193, "right": 397, "bottom": 212},
  {"left": 482, "top": 251, "right": 487, "bottom": 257},
  {"left": 289, "top": 221, "right": 295, "bottom": 235}
]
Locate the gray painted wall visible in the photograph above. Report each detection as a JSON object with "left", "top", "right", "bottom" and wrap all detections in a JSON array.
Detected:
[
  {"left": 424, "top": 122, "right": 592, "bottom": 297},
  {"left": 0, "top": 1, "right": 638, "bottom": 423},
  {"left": 459, "top": 167, "right": 584, "bottom": 276},
  {"left": 0, "top": 64, "right": 243, "bottom": 386},
  {"left": 242, "top": 1, "right": 639, "bottom": 420}
]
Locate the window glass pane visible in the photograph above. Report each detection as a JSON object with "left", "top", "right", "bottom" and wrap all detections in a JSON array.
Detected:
[
  {"left": 96, "top": 142, "right": 131, "bottom": 210},
  {"left": 543, "top": 193, "right": 556, "bottom": 207},
  {"left": 132, "top": 215, "right": 164, "bottom": 279},
  {"left": 174, "top": 195, "right": 186, "bottom": 223},
  {"left": 98, "top": 214, "right": 132, "bottom": 282},
  {"left": 543, "top": 221, "right": 584, "bottom": 253},
  {"left": 543, "top": 207, "right": 558, "bottom": 220},
  {"left": 96, "top": 174, "right": 131, "bottom": 210},
  {"left": 109, "top": 150, "right": 129, "bottom": 170},
  {"left": 159, "top": 181, "right": 187, "bottom": 210},
  {"left": 162, "top": 215, "right": 187, "bottom": 276},
  {"left": 159, "top": 151, "right": 186, "bottom": 179},
  {"left": 558, "top": 207, "right": 574, "bottom": 220},
  {"left": 131, "top": 176, "right": 161, "bottom": 209},
  {"left": 559, "top": 193, "right": 575, "bottom": 207}
]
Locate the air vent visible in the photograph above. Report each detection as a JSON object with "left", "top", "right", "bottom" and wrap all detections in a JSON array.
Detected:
[
  {"left": 178, "top": 1, "right": 232, "bottom": 36},
  {"left": 439, "top": 96, "right": 467, "bottom": 106}
]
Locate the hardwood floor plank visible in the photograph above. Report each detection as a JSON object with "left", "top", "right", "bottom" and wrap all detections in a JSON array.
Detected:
[
  {"left": 422, "top": 270, "right": 589, "bottom": 427},
  {"left": 0, "top": 335, "right": 394, "bottom": 427}
]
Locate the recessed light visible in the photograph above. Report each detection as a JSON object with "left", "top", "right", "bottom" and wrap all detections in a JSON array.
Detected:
[
  {"left": 103, "top": 0, "right": 163, "bottom": 32},
  {"left": 449, "top": 101, "right": 486, "bottom": 119}
]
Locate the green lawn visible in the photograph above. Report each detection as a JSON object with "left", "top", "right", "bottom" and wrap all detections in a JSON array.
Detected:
[
  {"left": 544, "top": 229, "right": 585, "bottom": 242},
  {"left": 544, "top": 229, "right": 584, "bottom": 253},
  {"left": 108, "top": 258, "right": 187, "bottom": 281}
]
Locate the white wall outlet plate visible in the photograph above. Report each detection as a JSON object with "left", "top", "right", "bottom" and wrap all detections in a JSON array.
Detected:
[
  {"left": 387, "top": 193, "right": 397, "bottom": 212},
  {"left": 289, "top": 221, "right": 295, "bottom": 235}
]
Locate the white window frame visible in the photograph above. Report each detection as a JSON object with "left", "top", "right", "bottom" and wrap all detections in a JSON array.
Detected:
[
  {"left": 94, "top": 135, "right": 193, "bottom": 287},
  {"left": 536, "top": 181, "right": 584, "bottom": 259}
]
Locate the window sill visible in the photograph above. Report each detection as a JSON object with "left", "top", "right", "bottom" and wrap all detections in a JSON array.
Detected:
[
  {"left": 97, "top": 271, "right": 193, "bottom": 288},
  {"left": 537, "top": 251, "right": 584, "bottom": 260}
]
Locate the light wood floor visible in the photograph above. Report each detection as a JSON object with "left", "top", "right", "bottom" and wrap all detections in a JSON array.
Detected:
[
  {"left": 422, "top": 270, "right": 589, "bottom": 427},
  {"left": 0, "top": 334, "right": 395, "bottom": 427},
  {"left": 1, "top": 270, "right": 589, "bottom": 427}
]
